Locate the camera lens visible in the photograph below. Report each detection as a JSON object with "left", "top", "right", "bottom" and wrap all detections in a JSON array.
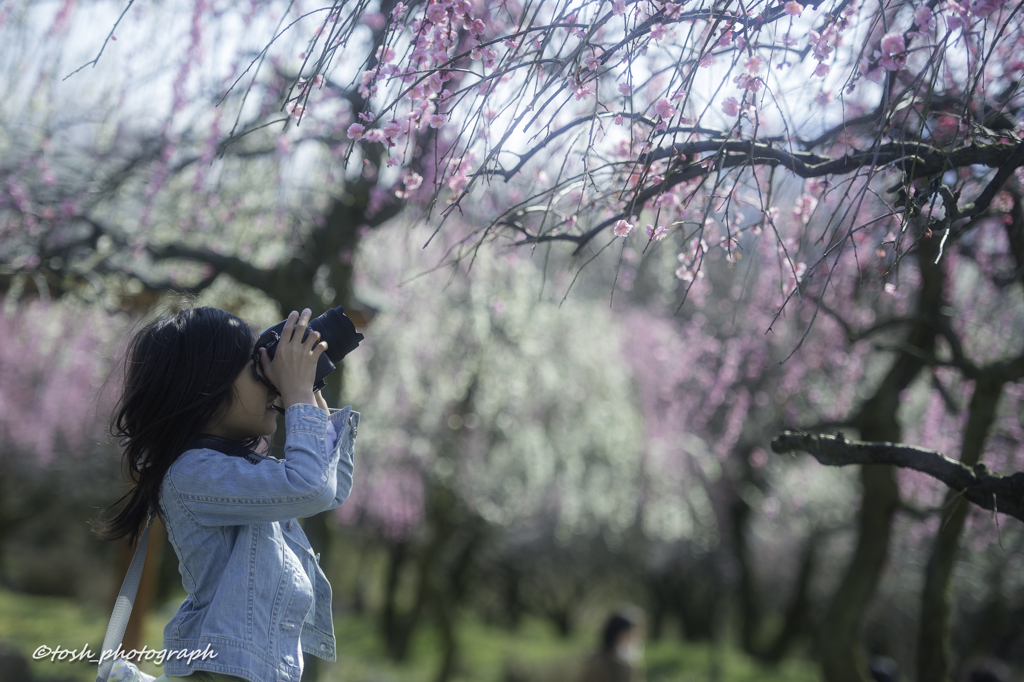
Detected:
[{"left": 307, "top": 307, "right": 363, "bottom": 363}]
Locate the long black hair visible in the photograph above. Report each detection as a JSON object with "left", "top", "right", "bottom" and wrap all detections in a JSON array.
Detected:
[{"left": 99, "top": 307, "right": 256, "bottom": 545}]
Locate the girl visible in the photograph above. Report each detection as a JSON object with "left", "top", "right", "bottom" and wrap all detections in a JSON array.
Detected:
[{"left": 101, "top": 307, "right": 358, "bottom": 682}]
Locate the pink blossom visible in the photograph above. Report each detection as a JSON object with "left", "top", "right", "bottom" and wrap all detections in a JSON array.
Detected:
[
  {"left": 614, "top": 114, "right": 624, "bottom": 125},
  {"left": 650, "top": 23, "right": 666, "bottom": 41},
  {"left": 391, "top": 2, "right": 407, "bottom": 19},
  {"left": 405, "top": 172, "right": 423, "bottom": 191},
  {"left": 745, "top": 55, "right": 764, "bottom": 73},
  {"left": 722, "top": 97, "right": 739, "bottom": 117},
  {"left": 584, "top": 54, "right": 600, "bottom": 71},
  {"left": 285, "top": 102, "right": 305, "bottom": 119},
  {"left": 425, "top": 3, "right": 448, "bottom": 24},
  {"left": 914, "top": 5, "right": 935, "bottom": 29},
  {"left": 785, "top": 0, "right": 804, "bottom": 15},
  {"left": 612, "top": 0, "right": 626, "bottom": 15},
  {"left": 734, "top": 73, "right": 762, "bottom": 92},
  {"left": 383, "top": 119, "right": 403, "bottom": 141},
  {"left": 970, "top": 0, "right": 1003, "bottom": 16},
  {"left": 347, "top": 123, "right": 366, "bottom": 140},
  {"left": 618, "top": 82, "right": 631, "bottom": 96},
  {"left": 646, "top": 224, "right": 668, "bottom": 241},
  {"left": 792, "top": 194, "right": 818, "bottom": 224},
  {"left": 429, "top": 114, "right": 446, "bottom": 128},
  {"left": 880, "top": 32, "right": 906, "bottom": 56},
  {"left": 654, "top": 98, "right": 676, "bottom": 119},
  {"left": 361, "top": 12, "right": 386, "bottom": 30},
  {"left": 572, "top": 82, "right": 594, "bottom": 100},
  {"left": 814, "top": 62, "right": 831, "bottom": 77},
  {"left": 470, "top": 18, "right": 485, "bottom": 35},
  {"left": 614, "top": 220, "right": 634, "bottom": 237}
]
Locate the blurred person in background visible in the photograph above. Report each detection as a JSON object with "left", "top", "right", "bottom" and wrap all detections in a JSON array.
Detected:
[{"left": 576, "top": 610, "right": 644, "bottom": 682}]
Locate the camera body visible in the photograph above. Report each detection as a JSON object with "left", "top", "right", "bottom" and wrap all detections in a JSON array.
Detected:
[{"left": 253, "top": 306, "right": 364, "bottom": 391}]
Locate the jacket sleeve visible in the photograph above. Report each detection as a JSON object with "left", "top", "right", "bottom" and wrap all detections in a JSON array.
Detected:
[{"left": 165, "top": 403, "right": 358, "bottom": 526}]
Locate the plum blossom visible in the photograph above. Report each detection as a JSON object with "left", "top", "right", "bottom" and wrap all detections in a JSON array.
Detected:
[
  {"left": 814, "top": 63, "right": 831, "bottom": 77},
  {"left": 383, "top": 119, "right": 403, "bottom": 141},
  {"left": 809, "top": 27, "right": 838, "bottom": 61},
  {"left": 878, "top": 32, "right": 907, "bottom": 70},
  {"left": 880, "top": 32, "right": 906, "bottom": 56},
  {"left": 785, "top": 0, "right": 804, "bottom": 15},
  {"left": 646, "top": 224, "right": 668, "bottom": 241},
  {"left": 914, "top": 5, "right": 936, "bottom": 29},
  {"left": 792, "top": 194, "right": 819, "bottom": 224},
  {"left": 650, "top": 23, "right": 666, "bottom": 40},
  {"left": 722, "top": 97, "right": 740, "bottom": 117},
  {"left": 346, "top": 123, "right": 365, "bottom": 140},
  {"left": 734, "top": 73, "right": 763, "bottom": 92},
  {"left": 618, "top": 82, "right": 631, "bottom": 96},
  {"left": 612, "top": 0, "right": 626, "bottom": 15},
  {"left": 970, "top": 0, "right": 1003, "bottom": 16},
  {"left": 285, "top": 102, "right": 305, "bottom": 119},
  {"left": 425, "top": 3, "right": 448, "bottom": 24},
  {"left": 745, "top": 55, "right": 764, "bottom": 73},
  {"left": 614, "top": 220, "right": 634, "bottom": 237},
  {"left": 654, "top": 98, "right": 676, "bottom": 118}
]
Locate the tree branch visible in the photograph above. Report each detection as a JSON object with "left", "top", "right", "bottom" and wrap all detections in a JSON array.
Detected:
[{"left": 771, "top": 431, "right": 1024, "bottom": 523}]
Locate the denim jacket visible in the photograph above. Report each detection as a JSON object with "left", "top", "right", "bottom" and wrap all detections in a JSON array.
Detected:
[{"left": 157, "top": 403, "right": 358, "bottom": 682}]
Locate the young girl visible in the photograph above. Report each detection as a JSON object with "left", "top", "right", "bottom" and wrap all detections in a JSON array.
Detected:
[{"left": 102, "top": 306, "right": 359, "bottom": 682}]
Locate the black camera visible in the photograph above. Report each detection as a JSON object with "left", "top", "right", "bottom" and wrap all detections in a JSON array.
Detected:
[{"left": 252, "top": 305, "right": 364, "bottom": 393}]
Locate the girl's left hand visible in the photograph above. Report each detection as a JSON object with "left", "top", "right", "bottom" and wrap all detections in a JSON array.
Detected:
[{"left": 260, "top": 308, "right": 328, "bottom": 408}]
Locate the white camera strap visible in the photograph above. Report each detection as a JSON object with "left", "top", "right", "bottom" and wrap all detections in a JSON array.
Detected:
[{"left": 95, "top": 514, "right": 154, "bottom": 682}]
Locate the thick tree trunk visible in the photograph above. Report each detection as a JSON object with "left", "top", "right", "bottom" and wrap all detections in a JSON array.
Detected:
[
  {"left": 817, "top": 229, "right": 945, "bottom": 682},
  {"left": 917, "top": 376, "right": 1005, "bottom": 682},
  {"left": 762, "top": 532, "right": 818, "bottom": 663},
  {"left": 731, "top": 496, "right": 762, "bottom": 655},
  {"left": 818, "top": 465, "right": 900, "bottom": 682}
]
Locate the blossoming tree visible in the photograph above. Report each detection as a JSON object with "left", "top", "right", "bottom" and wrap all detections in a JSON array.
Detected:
[{"left": 3, "top": 0, "right": 1024, "bottom": 680}]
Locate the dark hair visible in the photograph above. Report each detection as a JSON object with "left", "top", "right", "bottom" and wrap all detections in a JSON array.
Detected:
[
  {"left": 600, "top": 612, "right": 637, "bottom": 653},
  {"left": 98, "top": 307, "right": 256, "bottom": 545}
]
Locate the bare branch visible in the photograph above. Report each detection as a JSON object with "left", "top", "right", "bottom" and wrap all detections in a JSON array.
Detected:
[{"left": 771, "top": 431, "right": 1024, "bottom": 523}]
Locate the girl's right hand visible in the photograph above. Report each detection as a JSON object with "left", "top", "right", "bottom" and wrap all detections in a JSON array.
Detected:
[{"left": 259, "top": 309, "right": 329, "bottom": 409}]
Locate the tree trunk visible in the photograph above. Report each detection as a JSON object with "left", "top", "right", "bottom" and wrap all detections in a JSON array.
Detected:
[
  {"left": 817, "top": 228, "right": 945, "bottom": 682},
  {"left": 762, "top": 531, "right": 818, "bottom": 662},
  {"left": 818, "top": 464, "right": 900, "bottom": 682},
  {"left": 731, "top": 495, "right": 762, "bottom": 655},
  {"left": 917, "top": 375, "right": 1005, "bottom": 682}
]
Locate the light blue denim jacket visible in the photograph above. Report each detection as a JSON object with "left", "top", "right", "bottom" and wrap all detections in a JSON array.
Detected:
[{"left": 157, "top": 403, "right": 358, "bottom": 682}]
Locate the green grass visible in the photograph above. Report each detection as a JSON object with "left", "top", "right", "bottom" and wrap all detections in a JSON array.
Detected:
[{"left": 0, "top": 588, "right": 820, "bottom": 682}]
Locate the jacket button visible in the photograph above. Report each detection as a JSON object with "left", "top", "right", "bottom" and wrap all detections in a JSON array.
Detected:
[
  {"left": 320, "top": 643, "right": 327, "bottom": 651},
  {"left": 287, "top": 520, "right": 295, "bottom": 531}
]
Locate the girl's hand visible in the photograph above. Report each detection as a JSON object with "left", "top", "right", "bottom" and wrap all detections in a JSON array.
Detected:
[
  {"left": 314, "top": 389, "right": 330, "bottom": 412},
  {"left": 259, "top": 309, "right": 328, "bottom": 409}
]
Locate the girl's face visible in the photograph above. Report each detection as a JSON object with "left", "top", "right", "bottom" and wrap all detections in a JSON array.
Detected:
[{"left": 202, "top": 364, "right": 279, "bottom": 440}]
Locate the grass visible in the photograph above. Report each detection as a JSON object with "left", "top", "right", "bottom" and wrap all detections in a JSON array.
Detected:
[{"left": 0, "top": 588, "right": 820, "bottom": 682}]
